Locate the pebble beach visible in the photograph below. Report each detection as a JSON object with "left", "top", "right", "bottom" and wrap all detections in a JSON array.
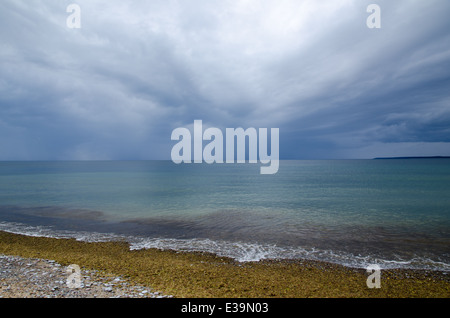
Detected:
[
  {"left": 0, "top": 254, "right": 172, "bottom": 298},
  {"left": 0, "top": 231, "right": 449, "bottom": 298}
]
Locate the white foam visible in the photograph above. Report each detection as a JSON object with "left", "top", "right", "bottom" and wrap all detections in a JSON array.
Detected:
[
  {"left": 129, "top": 238, "right": 287, "bottom": 262},
  {"left": 0, "top": 221, "right": 127, "bottom": 242}
]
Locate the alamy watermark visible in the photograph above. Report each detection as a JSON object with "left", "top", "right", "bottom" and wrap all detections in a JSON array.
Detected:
[
  {"left": 366, "top": 264, "right": 381, "bottom": 288},
  {"left": 65, "top": 3, "right": 381, "bottom": 30},
  {"left": 171, "top": 120, "right": 279, "bottom": 174},
  {"left": 64, "top": 4, "right": 381, "bottom": 30},
  {"left": 66, "top": 4, "right": 81, "bottom": 29},
  {"left": 66, "top": 264, "right": 82, "bottom": 288},
  {"left": 367, "top": 4, "right": 381, "bottom": 29}
]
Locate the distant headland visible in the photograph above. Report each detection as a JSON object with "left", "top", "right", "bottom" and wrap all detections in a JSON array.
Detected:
[{"left": 373, "top": 156, "right": 450, "bottom": 159}]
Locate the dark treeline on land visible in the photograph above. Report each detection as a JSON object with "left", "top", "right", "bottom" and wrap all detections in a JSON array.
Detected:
[{"left": 373, "top": 156, "right": 450, "bottom": 159}]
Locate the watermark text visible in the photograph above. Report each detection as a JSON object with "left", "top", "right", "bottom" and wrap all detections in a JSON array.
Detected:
[{"left": 171, "top": 120, "right": 279, "bottom": 174}]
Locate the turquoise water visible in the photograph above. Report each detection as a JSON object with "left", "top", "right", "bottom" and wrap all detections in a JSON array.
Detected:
[{"left": 0, "top": 160, "right": 449, "bottom": 270}]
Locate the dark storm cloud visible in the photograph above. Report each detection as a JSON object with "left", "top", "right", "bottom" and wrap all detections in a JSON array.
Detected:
[{"left": 0, "top": 0, "right": 449, "bottom": 160}]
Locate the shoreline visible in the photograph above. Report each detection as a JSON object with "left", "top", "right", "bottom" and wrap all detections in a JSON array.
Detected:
[
  {"left": 2, "top": 220, "right": 448, "bottom": 272},
  {"left": 0, "top": 231, "right": 449, "bottom": 298}
]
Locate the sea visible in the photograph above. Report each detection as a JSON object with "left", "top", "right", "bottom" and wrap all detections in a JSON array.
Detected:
[{"left": 0, "top": 160, "right": 449, "bottom": 271}]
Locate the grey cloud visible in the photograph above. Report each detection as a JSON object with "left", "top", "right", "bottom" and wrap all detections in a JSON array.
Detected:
[{"left": 0, "top": 0, "right": 449, "bottom": 160}]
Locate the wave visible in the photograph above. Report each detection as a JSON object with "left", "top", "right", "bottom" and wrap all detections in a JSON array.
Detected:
[{"left": 1, "top": 221, "right": 448, "bottom": 272}]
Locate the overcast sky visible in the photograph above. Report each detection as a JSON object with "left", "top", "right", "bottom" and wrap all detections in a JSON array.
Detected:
[{"left": 1, "top": 0, "right": 449, "bottom": 160}]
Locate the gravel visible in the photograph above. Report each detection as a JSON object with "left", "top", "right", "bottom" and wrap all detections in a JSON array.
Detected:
[{"left": 0, "top": 254, "right": 174, "bottom": 298}]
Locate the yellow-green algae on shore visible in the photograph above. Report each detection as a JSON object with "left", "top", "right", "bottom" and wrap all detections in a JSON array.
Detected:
[{"left": 0, "top": 231, "right": 448, "bottom": 298}]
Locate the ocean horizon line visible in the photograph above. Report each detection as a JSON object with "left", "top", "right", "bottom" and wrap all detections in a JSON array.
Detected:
[{"left": 1, "top": 156, "right": 450, "bottom": 162}]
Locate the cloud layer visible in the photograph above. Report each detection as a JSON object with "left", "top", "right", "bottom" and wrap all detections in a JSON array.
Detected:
[{"left": 1, "top": 0, "right": 449, "bottom": 159}]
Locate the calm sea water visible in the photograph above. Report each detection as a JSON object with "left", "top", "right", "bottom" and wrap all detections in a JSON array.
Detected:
[{"left": 0, "top": 160, "right": 449, "bottom": 270}]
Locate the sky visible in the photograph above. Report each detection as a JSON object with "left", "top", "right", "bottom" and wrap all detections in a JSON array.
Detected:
[{"left": 1, "top": 0, "right": 449, "bottom": 160}]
